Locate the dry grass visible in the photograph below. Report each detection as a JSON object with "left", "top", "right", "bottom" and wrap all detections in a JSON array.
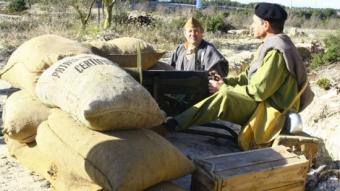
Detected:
[{"left": 0, "top": 2, "right": 338, "bottom": 60}]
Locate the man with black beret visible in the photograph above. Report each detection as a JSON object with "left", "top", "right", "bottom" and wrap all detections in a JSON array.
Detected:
[{"left": 163, "top": 3, "right": 314, "bottom": 149}]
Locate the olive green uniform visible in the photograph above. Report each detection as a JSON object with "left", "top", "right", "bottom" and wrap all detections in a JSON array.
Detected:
[{"left": 175, "top": 49, "right": 299, "bottom": 130}]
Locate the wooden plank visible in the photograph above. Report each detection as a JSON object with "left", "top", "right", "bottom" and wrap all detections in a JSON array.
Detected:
[
  {"left": 265, "top": 182, "right": 305, "bottom": 191},
  {"left": 220, "top": 158, "right": 308, "bottom": 191},
  {"left": 202, "top": 146, "right": 293, "bottom": 161},
  {"left": 199, "top": 146, "right": 296, "bottom": 173},
  {"left": 217, "top": 155, "right": 308, "bottom": 177}
]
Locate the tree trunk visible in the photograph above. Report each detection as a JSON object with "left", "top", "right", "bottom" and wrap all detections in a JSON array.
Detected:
[
  {"left": 26, "top": 0, "right": 31, "bottom": 8},
  {"left": 103, "top": 0, "right": 114, "bottom": 29},
  {"left": 72, "top": 0, "right": 96, "bottom": 34}
]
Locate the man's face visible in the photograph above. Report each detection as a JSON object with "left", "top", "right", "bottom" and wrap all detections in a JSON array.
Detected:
[
  {"left": 184, "top": 27, "right": 203, "bottom": 45},
  {"left": 250, "top": 15, "right": 266, "bottom": 39}
]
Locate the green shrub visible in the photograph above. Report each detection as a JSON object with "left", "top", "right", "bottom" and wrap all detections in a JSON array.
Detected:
[
  {"left": 310, "top": 53, "right": 324, "bottom": 69},
  {"left": 112, "top": 12, "right": 129, "bottom": 24},
  {"left": 167, "top": 18, "right": 186, "bottom": 31},
  {"left": 7, "top": 0, "right": 27, "bottom": 12},
  {"left": 194, "top": 11, "right": 235, "bottom": 33},
  {"left": 172, "top": 0, "right": 195, "bottom": 4},
  {"left": 286, "top": 8, "right": 339, "bottom": 29},
  {"left": 317, "top": 78, "right": 331, "bottom": 90},
  {"left": 310, "top": 31, "right": 340, "bottom": 69},
  {"left": 322, "top": 32, "right": 340, "bottom": 63}
]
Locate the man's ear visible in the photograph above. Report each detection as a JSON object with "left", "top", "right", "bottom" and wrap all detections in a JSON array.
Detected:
[{"left": 263, "top": 21, "right": 271, "bottom": 32}]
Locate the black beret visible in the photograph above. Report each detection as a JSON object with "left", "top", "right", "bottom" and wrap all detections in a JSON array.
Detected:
[{"left": 255, "top": 3, "right": 287, "bottom": 22}]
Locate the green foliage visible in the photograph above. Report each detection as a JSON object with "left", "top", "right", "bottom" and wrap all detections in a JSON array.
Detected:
[
  {"left": 194, "top": 10, "right": 234, "bottom": 33},
  {"left": 317, "top": 78, "right": 331, "bottom": 90},
  {"left": 291, "top": 8, "right": 338, "bottom": 20},
  {"left": 112, "top": 12, "right": 129, "bottom": 24},
  {"left": 171, "top": 0, "right": 195, "bottom": 4},
  {"left": 310, "top": 53, "right": 324, "bottom": 69},
  {"left": 322, "top": 32, "right": 340, "bottom": 63},
  {"left": 110, "top": 2, "right": 130, "bottom": 25},
  {"left": 167, "top": 18, "right": 186, "bottom": 31},
  {"left": 7, "top": 0, "right": 27, "bottom": 12},
  {"left": 287, "top": 8, "right": 339, "bottom": 29},
  {"left": 310, "top": 31, "right": 340, "bottom": 69}
]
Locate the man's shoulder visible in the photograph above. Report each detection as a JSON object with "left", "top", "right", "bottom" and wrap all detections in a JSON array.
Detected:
[
  {"left": 173, "top": 43, "right": 186, "bottom": 54},
  {"left": 199, "top": 40, "right": 221, "bottom": 54},
  {"left": 267, "top": 48, "right": 281, "bottom": 54},
  {"left": 264, "top": 34, "right": 295, "bottom": 51},
  {"left": 263, "top": 49, "right": 284, "bottom": 60},
  {"left": 176, "top": 43, "right": 186, "bottom": 50},
  {"left": 201, "top": 40, "right": 215, "bottom": 48}
]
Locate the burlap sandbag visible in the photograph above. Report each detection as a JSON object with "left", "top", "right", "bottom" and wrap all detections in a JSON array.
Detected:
[
  {"left": 89, "top": 37, "right": 165, "bottom": 69},
  {"left": 2, "top": 90, "right": 50, "bottom": 143},
  {"left": 0, "top": 63, "right": 37, "bottom": 92},
  {"left": 5, "top": 136, "right": 103, "bottom": 191},
  {"left": 36, "top": 54, "right": 165, "bottom": 131},
  {"left": 0, "top": 34, "right": 92, "bottom": 94},
  {"left": 36, "top": 109, "right": 195, "bottom": 191}
]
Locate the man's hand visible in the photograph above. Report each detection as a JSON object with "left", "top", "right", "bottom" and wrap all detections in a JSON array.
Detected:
[
  {"left": 208, "top": 71, "right": 224, "bottom": 93},
  {"left": 209, "top": 79, "right": 224, "bottom": 93}
]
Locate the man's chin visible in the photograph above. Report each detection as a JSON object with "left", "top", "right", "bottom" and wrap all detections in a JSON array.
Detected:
[{"left": 191, "top": 40, "right": 202, "bottom": 46}]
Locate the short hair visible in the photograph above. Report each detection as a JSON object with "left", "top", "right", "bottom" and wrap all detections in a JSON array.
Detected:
[{"left": 259, "top": 18, "right": 285, "bottom": 34}]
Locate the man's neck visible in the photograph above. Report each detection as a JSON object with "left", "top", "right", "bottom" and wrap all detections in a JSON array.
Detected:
[
  {"left": 185, "top": 40, "right": 203, "bottom": 49},
  {"left": 263, "top": 32, "right": 277, "bottom": 42}
]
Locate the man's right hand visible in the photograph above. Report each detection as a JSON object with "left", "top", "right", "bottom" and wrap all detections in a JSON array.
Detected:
[{"left": 208, "top": 78, "right": 224, "bottom": 93}]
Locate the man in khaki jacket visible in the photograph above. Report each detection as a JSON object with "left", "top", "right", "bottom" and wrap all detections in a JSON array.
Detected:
[{"left": 169, "top": 17, "right": 229, "bottom": 77}]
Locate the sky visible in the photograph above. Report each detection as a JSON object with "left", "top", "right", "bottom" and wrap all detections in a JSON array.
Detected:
[{"left": 233, "top": 0, "right": 340, "bottom": 9}]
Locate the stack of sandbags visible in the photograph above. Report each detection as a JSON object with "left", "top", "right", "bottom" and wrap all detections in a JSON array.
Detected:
[
  {"left": 89, "top": 37, "right": 165, "bottom": 69},
  {"left": 36, "top": 54, "right": 165, "bottom": 130},
  {"left": 0, "top": 34, "right": 92, "bottom": 95},
  {"left": 1, "top": 35, "right": 194, "bottom": 191},
  {"left": 4, "top": 109, "right": 193, "bottom": 191},
  {"left": 5, "top": 111, "right": 193, "bottom": 191},
  {"left": 1, "top": 34, "right": 92, "bottom": 143},
  {"left": 34, "top": 109, "right": 194, "bottom": 191}
]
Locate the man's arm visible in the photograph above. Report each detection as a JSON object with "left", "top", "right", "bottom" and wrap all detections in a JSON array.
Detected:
[
  {"left": 208, "top": 67, "right": 250, "bottom": 93},
  {"left": 208, "top": 68, "right": 249, "bottom": 93},
  {"left": 169, "top": 45, "right": 182, "bottom": 68},
  {"left": 224, "top": 70, "right": 248, "bottom": 86},
  {"left": 246, "top": 50, "right": 288, "bottom": 101}
]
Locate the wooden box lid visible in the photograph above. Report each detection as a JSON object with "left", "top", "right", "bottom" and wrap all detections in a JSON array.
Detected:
[
  {"left": 194, "top": 146, "right": 309, "bottom": 179},
  {"left": 191, "top": 146, "right": 309, "bottom": 191}
]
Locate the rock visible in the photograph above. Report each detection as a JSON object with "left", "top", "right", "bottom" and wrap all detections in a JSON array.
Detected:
[
  {"left": 297, "top": 46, "right": 311, "bottom": 63},
  {"left": 127, "top": 11, "right": 155, "bottom": 26},
  {"left": 287, "top": 27, "right": 305, "bottom": 37},
  {"left": 227, "top": 29, "right": 249, "bottom": 35}
]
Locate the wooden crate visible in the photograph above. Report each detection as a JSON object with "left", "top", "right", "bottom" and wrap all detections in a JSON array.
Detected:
[{"left": 191, "top": 146, "right": 309, "bottom": 191}]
